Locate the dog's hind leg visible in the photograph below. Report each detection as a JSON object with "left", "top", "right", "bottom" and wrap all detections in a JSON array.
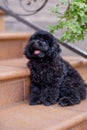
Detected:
[
  {"left": 58, "top": 95, "right": 80, "bottom": 107},
  {"left": 58, "top": 86, "right": 83, "bottom": 107}
]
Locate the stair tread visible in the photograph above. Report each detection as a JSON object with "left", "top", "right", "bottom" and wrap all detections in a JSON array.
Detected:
[
  {"left": 0, "top": 58, "right": 30, "bottom": 81},
  {"left": 0, "top": 57, "right": 87, "bottom": 81},
  {"left": 0, "top": 32, "right": 31, "bottom": 40},
  {"left": 63, "top": 56, "right": 87, "bottom": 67},
  {"left": 0, "top": 101, "right": 87, "bottom": 130},
  {"left": 0, "top": 58, "right": 28, "bottom": 67}
]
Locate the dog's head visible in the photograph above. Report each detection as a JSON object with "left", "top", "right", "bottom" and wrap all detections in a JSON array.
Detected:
[{"left": 24, "top": 30, "right": 61, "bottom": 60}]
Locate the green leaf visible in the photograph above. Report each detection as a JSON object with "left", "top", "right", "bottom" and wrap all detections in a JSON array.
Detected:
[
  {"left": 60, "top": 0, "right": 68, "bottom": 5},
  {"left": 49, "top": 0, "right": 87, "bottom": 43},
  {"left": 50, "top": 6, "right": 58, "bottom": 14}
]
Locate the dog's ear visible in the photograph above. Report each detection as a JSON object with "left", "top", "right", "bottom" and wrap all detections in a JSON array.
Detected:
[
  {"left": 47, "top": 40, "right": 61, "bottom": 58},
  {"left": 51, "top": 42, "right": 61, "bottom": 55},
  {"left": 46, "top": 33, "right": 61, "bottom": 52},
  {"left": 53, "top": 43, "right": 61, "bottom": 53},
  {"left": 24, "top": 44, "right": 31, "bottom": 59},
  {"left": 49, "top": 35, "right": 61, "bottom": 53},
  {"left": 52, "top": 37, "right": 61, "bottom": 53}
]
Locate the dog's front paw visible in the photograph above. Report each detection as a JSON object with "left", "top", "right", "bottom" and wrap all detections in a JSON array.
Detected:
[
  {"left": 59, "top": 97, "right": 73, "bottom": 107},
  {"left": 29, "top": 98, "right": 41, "bottom": 105},
  {"left": 59, "top": 96, "right": 80, "bottom": 107},
  {"left": 29, "top": 101, "right": 38, "bottom": 105},
  {"left": 43, "top": 102, "right": 52, "bottom": 106}
]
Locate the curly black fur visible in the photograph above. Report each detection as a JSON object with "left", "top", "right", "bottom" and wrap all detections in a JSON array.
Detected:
[{"left": 24, "top": 30, "right": 86, "bottom": 106}]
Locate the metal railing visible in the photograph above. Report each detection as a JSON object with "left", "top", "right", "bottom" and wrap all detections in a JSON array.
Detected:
[
  {"left": 0, "top": 3, "right": 87, "bottom": 59},
  {"left": 2, "top": 0, "right": 48, "bottom": 16}
]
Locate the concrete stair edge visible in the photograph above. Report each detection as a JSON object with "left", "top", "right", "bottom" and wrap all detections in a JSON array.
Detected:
[
  {"left": 0, "top": 57, "right": 87, "bottom": 81},
  {"left": 0, "top": 101, "right": 87, "bottom": 130},
  {"left": 0, "top": 58, "right": 30, "bottom": 81}
]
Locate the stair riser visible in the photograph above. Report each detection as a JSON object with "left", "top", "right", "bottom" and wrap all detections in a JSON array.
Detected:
[
  {"left": 75, "top": 65, "right": 87, "bottom": 81},
  {"left": 0, "top": 33, "right": 31, "bottom": 60},
  {"left": 0, "top": 78, "right": 30, "bottom": 107},
  {"left": 0, "top": 40, "right": 24, "bottom": 60},
  {"left": 72, "top": 121, "right": 87, "bottom": 130}
]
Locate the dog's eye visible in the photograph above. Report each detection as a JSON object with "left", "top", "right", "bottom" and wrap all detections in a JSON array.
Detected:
[
  {"left": 42, "top": 41, "right": 48, "bottom": 46},
  {"left": 43, "top": 41, "right": 47, "bottom": 45}
]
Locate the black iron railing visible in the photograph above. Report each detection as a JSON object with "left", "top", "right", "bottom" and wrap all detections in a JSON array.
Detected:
[
  {"left": 0, "top": 2, "right": 87, "bottom": 59},
  {"left": 2, "top": 0, "right": 48, "bottom": 16}
]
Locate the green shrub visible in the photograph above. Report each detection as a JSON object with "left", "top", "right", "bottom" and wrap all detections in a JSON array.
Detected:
[{"left": 49, "top": 0, "right": 87, "bottom": 43}]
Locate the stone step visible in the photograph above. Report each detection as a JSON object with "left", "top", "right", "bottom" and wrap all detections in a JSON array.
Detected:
[
  {"left": 0, "top": 101, "right": 87, "bottom": 130},
  {"left": 0, "top": 57, "right": 87, "bottom": 107},
  {"left": 0, "top": 58, "right": 29, "bottom": 81},
  {"left": 0, "top": 32, "right": 31, "bottom": 60},
  {"left": 0, "top": 57, "right": 87, "bottom": 130},
  {"left": 0, "top": 58, "right": 30, "bottom": 107}
]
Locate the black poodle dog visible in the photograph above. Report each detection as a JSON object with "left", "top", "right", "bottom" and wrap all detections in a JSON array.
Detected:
[{"left": 24, "top": 30, "right": 86, "bottom": 106}]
